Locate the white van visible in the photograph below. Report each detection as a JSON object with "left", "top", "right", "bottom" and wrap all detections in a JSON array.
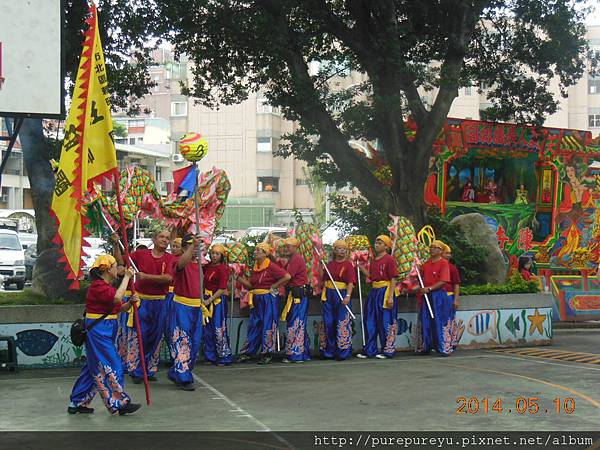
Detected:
[{"left": 0, "top": 229, "right": 26, "bottom": 289}]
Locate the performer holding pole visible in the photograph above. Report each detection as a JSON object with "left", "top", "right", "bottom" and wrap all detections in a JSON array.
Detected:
[
  {"left": 116, "top": 228, "right": 173, "bottom": 385},
  {"left": 202, "top": 244, "right": 233, "bottom": 366},
  {"left": 167, "top": 234, "right": 206, "bottom": 390},
  {"left": 320, "top": 240, "right": 356, "bottom": 361},
  {"left": 236, "top": 243, "right": 290, "bottom": 365},
  {"left": 356, "top": 235, "right": 398, "bottom": 359},
  {"left": 414, "top": 240, "right": 452, "bottom": 356},
  {"left": 280, "top": 238, "right": 311, "bottom": 363},
  {"left": 68, "top": 255, "right": 141, "bottom": 415}
]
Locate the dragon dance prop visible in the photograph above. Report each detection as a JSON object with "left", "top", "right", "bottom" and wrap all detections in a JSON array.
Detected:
[
  {"left": 226, "top": 241, "right": 251, "bottom": 307},
  {"left": 346, "top": 235, "right": 372, "bottom": 346},
  {"left": 292, "top": 223, "right": 324, "bottom": 293},
  {"left": 387, "top": 215, "right": 422, "bottom": 280},
  {"left": 84, "top": 166, "right": 231, "bottom": 249}
]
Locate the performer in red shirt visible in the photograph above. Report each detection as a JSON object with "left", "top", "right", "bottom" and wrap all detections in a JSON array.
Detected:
[
  {"left": 166, "top": 234, "right": 205, "bottom": 391},
  {"left": 281, "top": 238, "right": 310, "bottom": 363},
  {"left": 442, "top": 244, "right": 461, "bottom": 350},
  {"left": 321, "top": 240, "right": 356, "bottom": 360},
  {"left": 415, "top": 240, "right": 454, "bottom": 356},
  {"left": 237, "top": 243, "right": 290, "bottom": 365},
  {"left": 117, "top": 229, "right": 174, "bottom": 383},
  {"left": 357, "top": 235, "right": 398, "bottom": 359},
  {"left": 68, "top": 254, "right": 141, "bottom": 415},
  {"left": 202, "top": 244, "right": 233, "bottom": 366}
]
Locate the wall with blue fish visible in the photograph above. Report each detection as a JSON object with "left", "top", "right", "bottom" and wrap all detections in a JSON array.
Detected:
[
  {"left": 0, "top": 323, "right": 85, "bottom": 368},
  {"left": 0, "top": 306, "right": 552, "bottom": 368}
]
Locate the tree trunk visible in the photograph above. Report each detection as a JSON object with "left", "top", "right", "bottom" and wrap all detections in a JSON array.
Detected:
[{"left": 19, "top": 118, "right": 70, "bottom": 298}]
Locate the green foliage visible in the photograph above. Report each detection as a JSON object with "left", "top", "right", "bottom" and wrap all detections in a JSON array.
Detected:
[
  {"left": 329, "top": 194, "right": 388, "bottom": 242},
  {"left": 461, "top": 272, "right": 540, "bottom": 296},
  {"left": 113, "top": 122, "right": 128, "bottom": 137},
  {"left": 146, "top": 0, "right": 598, "bottom": 223},
  {"left": 427, "top": 212, "right": 489, "bottom": 285},
  {"left": 0, "top": 285, "right": 88, "bottom": 306}
]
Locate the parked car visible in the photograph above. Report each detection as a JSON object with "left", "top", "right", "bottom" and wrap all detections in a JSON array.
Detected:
[
  {"left": 24, "top": 243, "right": 37, "bottom": 281},
  {"left": 212, "top": 234, "right": 236, "bottom": 246},
  {"left": 243, "top": 227, "right": 288, "bottom": 239},
  {"left": 0, "top": 229, "right": 26, "bottom": 289},
  {"left": 18, "top": 233, "right": 37, "bottom": 250}
]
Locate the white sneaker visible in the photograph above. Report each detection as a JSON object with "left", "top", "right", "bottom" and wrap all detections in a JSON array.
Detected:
[
  {"left": 375, "top": 354, "right": 387, "bottom": 359},
  {"left": 356, "top": 353, "right": 368, "bottom": 359},
  {"left": 282, "top": 358, "right": 291, "bottom": 363}
]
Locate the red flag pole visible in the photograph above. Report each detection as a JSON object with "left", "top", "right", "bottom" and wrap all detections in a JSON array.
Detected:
[{"left": 113, "top": 169, "right": 151, "bottom": 406}]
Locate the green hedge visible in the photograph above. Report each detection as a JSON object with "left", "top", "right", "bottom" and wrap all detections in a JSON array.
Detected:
[
  {"left": 0, "top": 284, "right": 88, "bottom": 306},
  {"left": 461, "top": 272, "right": 540, "bottom": 296}
]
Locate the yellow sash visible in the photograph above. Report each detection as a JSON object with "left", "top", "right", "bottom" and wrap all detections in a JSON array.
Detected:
[
  {"left": 371, "top": 280, "right": 399, "bottom": 309},
  {"left": 85, "top": 313, "right": 118, "bottom": 320},
  {"left": 174, "top": 294, "right": 212, "bottom": 324},
  {"left": 126, "top": 292, "right": 166, "bottom": 327},
  {"left": 321, "top": 280, "right": 348, "bottom": 301},
  {"left": 248, "top": 289, "right": 270, "bottom": 309},
  {"left": 203, "top": 289, "right": 223, "bottom": 319},
  {"left": 280, "top": 291, "right": 301, "bottom": 321}
]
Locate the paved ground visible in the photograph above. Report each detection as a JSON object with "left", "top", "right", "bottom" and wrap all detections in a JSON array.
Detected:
[{"left": 1, "top": 330, "right": 599, "bottom": 433}]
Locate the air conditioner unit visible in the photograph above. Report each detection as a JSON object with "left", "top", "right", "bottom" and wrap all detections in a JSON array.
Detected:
[{"left": 172, "top": 154, "right": 184, "bottom": 163}]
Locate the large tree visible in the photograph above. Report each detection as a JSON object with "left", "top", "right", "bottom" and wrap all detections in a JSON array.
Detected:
[
  {"left": 16, "top": 0, "right": 155, "bottom": 296},
  {"left": 150, "top": 0, "right": 598, "bottom": 227}
]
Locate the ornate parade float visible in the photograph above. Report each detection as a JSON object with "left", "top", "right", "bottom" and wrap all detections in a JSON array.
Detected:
[{"left": 424, "top": 118, "right": 600, "bottom": 321}]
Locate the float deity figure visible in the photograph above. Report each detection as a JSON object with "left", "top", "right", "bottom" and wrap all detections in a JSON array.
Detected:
[
  {"left": 484, "top": 179, "right": 498, "bottom": 204},
  {"left": 514, "top": 184, "right": 528, "bottom": 205},
  {"left": 460, "top": 179, "right": 475, "bottom": 202},
  {"left": 552, "top": 162, "right": 595, "bottom": 266}
]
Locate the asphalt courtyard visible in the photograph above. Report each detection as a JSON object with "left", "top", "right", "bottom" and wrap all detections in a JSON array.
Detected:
[{"left": 1, "top": 330, "right": 599, "bottom": 437}]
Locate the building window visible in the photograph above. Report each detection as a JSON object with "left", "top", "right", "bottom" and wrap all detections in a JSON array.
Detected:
[
  {"left": 129, "top": 137, "right": 136, "bottom": 145},
  {"left": 589, "top": 114, "right": 600, "bottom": 128},
  {"left": 256, "top": 97, "right": 281, "bottom": 115},
  {"left": 156, "top": 167, "right": 162, "bottom": 181},
  {"left": 257, "top": 137, "right": 272, "bottom": 152},
  {"left": 257, "top": 177, "right": 279, "bottom": 192},
  {"left": 171, "top": 101, "right": 188, "bottom": 117},
  {"left": 464, "top": 86, "right": 472, "bottom": 96},
  {"left": 295, "top": 179, "right": 308, "bottom": 186},
  {"left": 153, "top": 75, "right": 160, "bottom": 92},
  {"left": 128, "top": 119, "right": 145, "bottom": 128},
  {"left": 589, "top": 79, "right": 600, "bottom": 95}
]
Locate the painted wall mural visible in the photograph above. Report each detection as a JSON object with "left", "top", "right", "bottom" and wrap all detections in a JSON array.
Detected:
[
  {"left": 551, "top": 276, "right": 600, "bottom": 321},
  {"left": 1, "top": 306, "right": 552, "bottom": 368}
]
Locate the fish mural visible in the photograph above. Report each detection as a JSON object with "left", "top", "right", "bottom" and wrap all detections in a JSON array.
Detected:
[
  {"left": 16, "top": 329, "right": 59, "bottom": 356},
  {"left": 467, "top": 311, "right": 497, "bottom": 338},
  {"left": 504, "top": 314, "right": 521, "bottom": 338},
  {"left": 397, "top": 318, "right": 412, "bottom": 335}
]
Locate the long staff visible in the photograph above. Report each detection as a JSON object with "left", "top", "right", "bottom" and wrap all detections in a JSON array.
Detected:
[
  {"left": 414, "top": 262, "right": 435, "bottom": 319},
  {"left": 317, "top": 251, "right": 356, "bottom": 319},
  {"left": 356, "top": 265, "right": 366, "bottom": 346},
  {"left": 112, "top": 171, "right": 151, "bottom": 405},
  {"left": 192, "top": 163, "right": 206, "bottom": 321}
]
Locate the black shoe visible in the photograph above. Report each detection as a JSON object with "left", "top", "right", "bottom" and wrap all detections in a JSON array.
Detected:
[
  {"left": 130, "top": 376, "right": 142, "bottom": 384},
  {"left": 67, "top": 405, "right": 94, "bottom": 414},
  {"left": 118, "top": 402, "right": 142, "bottom": 416},
  {"left": 177, "top": 382, "right": 195, "bottom": 391},
  {"left": 237, "top": 354, "right": 252, "bottom": 363},
  {"left": 257, "top": 354, "right": 273, "bottom": 365},
  {"left": 147, "top": 375, "right": 157, "bottom": 382}
]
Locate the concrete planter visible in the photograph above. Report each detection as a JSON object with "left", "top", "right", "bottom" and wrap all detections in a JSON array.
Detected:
[{"left": 0, "top": 293, "right": 553, "bottom": 368}]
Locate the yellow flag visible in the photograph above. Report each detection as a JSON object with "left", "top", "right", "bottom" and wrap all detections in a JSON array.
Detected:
[{"left": 50, "top": 4, "right": 117, "bottom": 288}]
